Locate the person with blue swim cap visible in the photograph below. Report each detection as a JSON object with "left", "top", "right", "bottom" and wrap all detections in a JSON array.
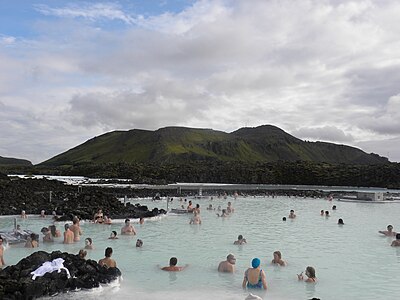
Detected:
[{"left": 242, "top": 258, "right": 267, "bottom": 290}]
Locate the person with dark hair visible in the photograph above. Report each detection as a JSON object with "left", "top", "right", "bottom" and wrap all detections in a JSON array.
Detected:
[
  {"left": 379, "top": 225, "right": 396, "bottom": 237},
  {"left": 85, "top": 237, "right": 94, "bottom": 249},
  {"left": 218, "top": 253, "right": 236, "bottom": 273},
  {"left": 136, "top": 239, "right": 143, "bottom": 248},
  {"left": 121, "top": 219, "right": 137, "bottom": 235},
  {"left": 49, "top": 225, "right": 61, "bottom": 237},
  {"left": 325, "top": 211, "right": 330, "bottom": 217},
  {"left": 41, "top": 227, "right": 53, "bottom": 242},
  {"left": 25, "top": 233, "right": 39, "bottom": 248},
  {"left": 332, "top": 205, "right": 337, "bottom": 210},
  {"left": 63, "top": 224, "right": 74, "bottom": 244},
  {"left": 298, "top": 266, "right": 317, "bottom": 283},
  {"left": 78, "top": 249, "right": 87, "bottom": 259},
  {"left": 320, "top": 210, "right": 324, "bottom": 216},
  {"left": 391, "top": 233, "right": 400, "bottom": 247},
  {"left": 288, "top": 210, "right": 296, "bottom": 219},
  {"left": 271, "top": 251, "right": 286, "bottom": 266},
  {"left": 69, "top": 217, "right": 83, "bottom": 242},
  {"left": 242, "top": 258, "right": 267, "bottom": 289},
  {"left": 99, "top": 247, "right": 116, "bottom": 268},
  {"left": 234, "top": 235, "right": 247, "bottom": 245},
  {"left": 161, "top": 257, "right": 187, "bottom": 271},
  {"left": 282, "top": 217, "right": 287, "bottom": 221},
  {"left": 109, "top": 231, "right": 119, "bottom": 239},
  {"left": 338, "top": 218, "right": 344, "bottom": 225}
]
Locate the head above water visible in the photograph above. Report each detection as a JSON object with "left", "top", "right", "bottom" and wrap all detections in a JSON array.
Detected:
[
  {"left": 238, "top": 235, "right": 243, "bottom": 240},
  {"left": 396, "top": 233, "right": 400, "bottom": 240},
  {"left": 64, "top": 224, "right": 70, "bottom": 231},
  {"left": 282, "top": 217, "right": 287, "bottom": 221},
  {"left": 85, "top": 237, "right": 92, "bottom": 245},
  {"left": 136, "top": 239, "right": 143, "bottom": 247},
  {"left": 387, "top": 225, "right": 393, "bottom": 231},
  {"left": 338, "top": 218, "right": 344, "bottom": 224},
  {"left": 105, "top": 247, "right": 113, "bottom": 257},
  {"left": 273, "top": 251, "right": 282, "bottom": 259},
  {"left": 125, "top": 219, "right": 130, "bottom": 224},
  {"left": 227, "top": 254, "right": 236, "bottom": 264},
  {"left": 111, "top": 231, "right": 117, "bottom": 237},
  {"left": 252, "top": 258, "right": 261, "bottom": 268},
  {"left": 169, "top": 257, "right": 178, "bottom": 266},
  {"left": 306, "top": 266, "right": 316, "bottom": 278}
]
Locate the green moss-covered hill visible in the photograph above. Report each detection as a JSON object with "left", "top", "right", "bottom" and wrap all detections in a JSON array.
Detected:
[
  {"left": 40, "top": 125, "right": 388, "bottom": 166},
  {"left": 0, "top": 156, "right": 32, "bottom": 166}
]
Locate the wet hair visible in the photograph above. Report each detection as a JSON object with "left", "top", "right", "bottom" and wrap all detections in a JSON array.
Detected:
[
  {"left": 40, "top": 227, "right": 49, "bottom": 234},
  {"left": 282, "top": 217, "right": 287, "bottom": 221},
  {"left": 31, "top": 233, "right": 39, "bottom": 241},
  {"left": 306, "top": 266, "right": 316, "bottom": 278},
  {"left": 49, "top": 225, "right": 57, "bottom": 237},
  {"left": 325, "top": 211, "right": 329, "bottom": 215},
  {"left": 387, "top": 225, "right": 393, "bottom": 230},
  {"left": 338, "top": 218, "right": 344, "bottom": 224},
  {"left": 290, "top": 210, "right": 294, "bottom": 213},
  {"left": 332, "top": 205, "right": 337, "bottom": 210},
  {"left": 105, "top": 247, "right": 113, "bottom": 257},
  {"left": 85, "top": 237, "right": 92, "bottom": 244},
  {"left": 125, "top": 219, "right": 130, "bottom": 224},
  {"left": 79, "top": 249, "right": 87, "bottom": 259},
  {"left": 64, "top": 224, "right": 70, "bottom": 231},
  {"left": 111, "top": 231, "right": 117, "bottom": 237},
  {"left": 396, "top": 233, "right": 400, "bottom": 240},
  {"left": 238, "top": 235, "right": 243, "bottom": 240},
  {"left": 196, "top": 204, "right": 200, "bottom": 208},
  {"left": 273, "top": 251, "right": 282, "bottom": 258},
  {"left": 72, "top": 217, "right": 79, "bottom": 224},
  {"left": 136, "top": 239, "right": 143, "bottom": 247},
  {"left": 169, "top": 257, "right": 178, "bottom": 266}
]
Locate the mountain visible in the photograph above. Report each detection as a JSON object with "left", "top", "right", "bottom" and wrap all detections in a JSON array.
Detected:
[
  {"left": 0, "top": 156, "right": 32, "bottom": 166},
  {"left": 40, "top": 125, "right": 389, "bottom": 166}
]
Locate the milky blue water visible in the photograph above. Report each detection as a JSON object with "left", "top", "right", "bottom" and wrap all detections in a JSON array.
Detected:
[{"left": 1, "top": 196, "right": 399, "bottom": 300}]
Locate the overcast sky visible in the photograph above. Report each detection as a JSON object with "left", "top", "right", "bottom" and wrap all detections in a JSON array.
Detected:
[{"left": 1, "top": 0, "right": 400, "bottom": 164}]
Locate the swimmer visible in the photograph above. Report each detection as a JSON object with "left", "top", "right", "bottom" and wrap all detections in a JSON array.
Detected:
[
  {"left": 49, "top": 225, "right": 61, "bottom": 237},
  {"left": 193, "top": 204, "right": 201, "bottom": 215},
  {"left": 0, "top": 236, "right": 5, "bottom": 268},
  {"left": 227, "top": 202, "right": 235, "bottom": 214},
  {"left": 320, "top": 210, "right": 324, "bottom": 216},
  {"left": 93, "top": 209, "right": 103, "bottom": 223},
  {"left": 63, "top": 224, "right": 74, "bottom": 244},
  {"left": 379, "top": 225, "right": 396, "bottom": 237},
  {"left": 332, "top": 205, "right": 337, "bottom": 210},
  {"left": 187, "top": 200, "right": 193, "bottom": 212},
  {"left": 69, "top": 217, "right": 83, "bottom": 241},
  {"left": 288, "top": 210, "right": 296, "bottom": 219},
  {"left": 25, "top": 233, "right": 39, "bottom": 248},
  {"left": 242, "top": 258, "right": 267, "bottom": 290},
  {"left": 218, "top": 253, "right": 236, "bottom": 273},
  {"left": 325, "top": 211, "right": 330, "bottom": 217},
  {"left": 121, "top": 219, "right": 137, "bottom": 235},
  {"left": 21, "top": 210, "right": 27, "bottom": 219},
  {"left": 139, "top": 217, "right": 144, "bottom": 225},
  {"left": 84, "top": 237, "right": 94, "bottom": 250},
  {"left": 40, "top": 210, "right": 46, "bottom": 218},
  {"left": 217, "top": 205, "right": 222, "bottom": 211},
  {"left": 136, "top": 239, "right": 143, "bottom": 248},
  {"left": 103, "top": 215, "right": 112, "bottom": 224},
  {"left": 271, "top": 251, "right": 286, "bottom": 266},
  {"left": 109, "top": 231, "right": 119, "bottom": 239},
  {"left": 282, "top": 217, "right": 287, "bottom": 221},
  {"left": 217, "top": 209, "right": 228, "bottom": 217},
  {"left": 78, "top": 249, "right": 87, "bottom": 259},
  {"left": 298, "top": 266, "right": 317, "bottom": 283},
  {"left": 99, "top": 247, "right": 117, "bottom": 268},
  {"left": 391, "top": 233, "right": 400, "bottom": 247},
  {"left": 338, "top": 218, "right": 344, "bottom": 225},
  {"left": 207, "top": 204, "right": 213, "bottom": 210},
  {"left": 234, "top": 235, "right": 247, "bottom": 245},
  {"left": 41, "top": 227, "right": 53, "bottom": 242},
  {"left": 161, "top": 257, "right": 188, "bottom": 272},
  {"left": 189, "top": 212, "right": 202, "bottom": 225}
]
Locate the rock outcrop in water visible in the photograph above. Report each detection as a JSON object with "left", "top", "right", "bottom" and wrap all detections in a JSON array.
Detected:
[
  {"left": 0, "top": 178, "right": 167, "bottom": 220},
  {"left": 0, "top": 250, "right": 121, "bottom": 299}
]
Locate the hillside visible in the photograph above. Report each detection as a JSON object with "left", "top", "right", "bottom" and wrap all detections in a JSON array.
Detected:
[
  {"left": 39, "top": 125, "right": 388, "bottom": 166},
  {"left": 0, "top": 156, "right": 32, "bottom": 166}
]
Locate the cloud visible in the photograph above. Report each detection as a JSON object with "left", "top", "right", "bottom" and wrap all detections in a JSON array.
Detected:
[
  {"left": 2, "top": 0, "right": 400, "bottom": 163},
  {"left": 34, "top": 3, "right": 136, "bottom": 24}
]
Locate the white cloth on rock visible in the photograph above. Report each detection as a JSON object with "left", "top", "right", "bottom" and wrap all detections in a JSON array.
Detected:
[{"left": 31, "top": 258, "right": 71, "bottom": 280}]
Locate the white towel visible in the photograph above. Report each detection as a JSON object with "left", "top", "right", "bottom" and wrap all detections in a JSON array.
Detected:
[{"left": 31, "top": 258, "right": 71, "bottom": 280}]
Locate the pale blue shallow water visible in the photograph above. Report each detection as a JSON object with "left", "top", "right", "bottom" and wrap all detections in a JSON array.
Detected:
[{"left": 1, "top": 196, "right": 400, "bottom": 300}]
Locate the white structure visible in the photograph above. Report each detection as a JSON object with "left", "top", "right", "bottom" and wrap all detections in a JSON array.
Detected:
[{"left": 357, "top": 192, "right": 384, "bottom": 201}]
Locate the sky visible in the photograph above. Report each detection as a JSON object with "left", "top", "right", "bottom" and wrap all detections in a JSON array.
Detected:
[{"left": 1, "top": 0, "right": 400, "bottom": 164}]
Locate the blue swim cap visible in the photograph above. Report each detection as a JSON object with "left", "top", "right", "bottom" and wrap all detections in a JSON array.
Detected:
[{"left": 252, "top": 258, "right": 260, "bottom": 268}]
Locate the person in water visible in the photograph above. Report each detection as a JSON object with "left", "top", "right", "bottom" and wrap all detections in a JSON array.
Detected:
[
  {"left": 218, "top": 253, "right": 236, "bottom": 273},
  {"left": 325, "top": 211, "right": 330, "bottom": 217},
  {"left": 234, "top": 235, "right": 247, "bottom": 245},
  {"left": 78, "top": 249, "right": 87, "bottom": 259},
  {"left": 69, "top": 217, "right": 83, "bottom": 242},
  {"left": 391, "top": 233, "right": 400, "bottom": 247},
  {"left": 121, "top": 219, "right": 137, "bottom": 235},
  {"left": 25, "top": 233, "right": 39, "bottom": 248},
  {"left": 282, "top": 217, "right": 287, "bottom": 221},
  {"left": 161, "top": 257, "right": 188, "bottom": 272},
  {"left": 40, "top": 210, "right": 46, "bottom": 218},
  {"left": 109, "top": 231, "right": 119, "bottom": 239},
  {"left": 0, "top": 236, "right": 5, "bottom": 269},
  {"left": 379, "top": 225, "right": 397, "bottom": 237},
  {"left": 63, "top": 224, "right": 74, "bottom": 244},
  {"left": 49, "top": 225, "right": 61, "bottom": 238},
  {"left": 338, "top": 218, "right": 344, "bottom": 225},
  {"left": 242, "top": 258, "right": 267, "bottom": 289},
  {"left": 271, "top": 251, "right": 286, "bottom": 266},
  {"left": 227, "top": 202, "right": 235, "bottom": 214},
  {"left": 332, "top": 205, "right": 337, "bottom": 210},
  {"left": 93, "top": 209, "right": 103, "bottom": 223},
  {"left": 288, "top": 210, "right": 296, "bottom": 219},
  {"left": 84, "top": 237, "right": 94, "bottom": 250},
  {"left": 217, "top": 209, "right": 228, "bottom": 217},
  {"left": 189, "top": 211, "right": 202, "bottom": 225},
  {"left": 21, "top": 210, "right": 27, "bottom": 219},
  {"left": 41, "top": 227, "right": 53, "bottom": 242},
  {"left": 139, "top": 217, "right": 144, "bottom": 225},
  {"left": 298, "top": 266, "right": 317, "bottom": 283},
  {"left": 187, "top": 200, "right": 193, "bottom": 212},
  {"left": 99, "top": 247, "right": 117, "bottom": 268},
  {"left": 136, "top": 239, "right": 143, "bottom": 248},
  {"left": 320, "top": 210, "right": 324, "bottom": 216}
]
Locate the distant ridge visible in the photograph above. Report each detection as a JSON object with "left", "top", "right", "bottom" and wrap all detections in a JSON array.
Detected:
[
  {"left": 0, "top": 156, "right": 32, "bottom": 166},
  {"left": 40, "top": 125, "right": 389, "bottom": 166}
]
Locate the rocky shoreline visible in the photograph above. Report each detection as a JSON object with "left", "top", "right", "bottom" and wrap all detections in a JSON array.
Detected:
[{"left": 0, "top": 250, "right": 121, "bottom": 299}]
